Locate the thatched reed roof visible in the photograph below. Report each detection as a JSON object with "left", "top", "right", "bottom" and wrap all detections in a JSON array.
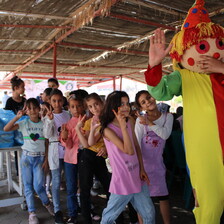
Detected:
[{"left": 0, "top": 0, "right": 223, "bottom": 89}]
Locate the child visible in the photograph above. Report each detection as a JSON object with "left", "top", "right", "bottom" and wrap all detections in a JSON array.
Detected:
[
  {"left": 100, "top": 90, "right": 155, "bottom": 224},
  {"left": 47, "top": 78, "right": 68, "bottom": 110},
  {"left": 43, "top": 88, "right": 70, "bottom": 224},
  {"left": 4, "top": 98, "right": 54, "bottom": 224},
  {"left": 5, "top": 76, "right": 26, "bottom": 114},
  {"left": 42, "top": 88, "right": 53, "bottom": 104},
  {"left": 135, "top": 90, "right": 173, "bottom": 224},
  {"left": 48, "top": 77, "right": 59, "bottom": 89},
  {"left": 60, "top": 94, "right": 86, "bottom": 224},
  {"left": 5, "top": 76, "right": 26, "bottom": 175},
  {"left": 75, "top": 93, "right": 111, "bottom": 224}
]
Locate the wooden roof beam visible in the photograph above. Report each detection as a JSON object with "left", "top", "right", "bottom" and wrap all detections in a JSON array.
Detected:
[
  {"left": 125, "top": 0, "right": 186, "bottom": 17},
  {"left": 0, "top": 10, "right": 68, "bottom": 20},
  {"left": 0, "top": 24, "right": 72, "bottom": 29},
  {"left": 59, "top": 42, "right": 148, "bottom": 55}
]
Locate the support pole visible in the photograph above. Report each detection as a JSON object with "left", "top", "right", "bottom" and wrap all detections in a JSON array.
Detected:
[
  {"left": 53, "top": 42, "right": 57, "bottom": 78},
  {"left": 120, "top": 75, "right": 122, "bottom": 90},
  {"left": 113, "top": 77, "right": 116, "bottom": 91}
]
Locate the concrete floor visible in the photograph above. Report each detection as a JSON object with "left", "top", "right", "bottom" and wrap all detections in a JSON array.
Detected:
[
  {"left": 0, "top": 156, "right": 196, "bottom": 224},
  {"left": 0, "top": 178, "right": 196, "bottom": 224}
]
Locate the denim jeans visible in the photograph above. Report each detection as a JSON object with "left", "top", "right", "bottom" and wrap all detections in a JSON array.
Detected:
[
  {"left": 64, "top": 162, "right": 78, "bottom": 217},
  {"left": 51, "top": 168, "right": 61, "bottom": 213},
  {"left": 20, "top": 154, "right": 49, "bottom": 213},
  {"left": 101, "top": 185, "right": 155, "bottom": 224}
]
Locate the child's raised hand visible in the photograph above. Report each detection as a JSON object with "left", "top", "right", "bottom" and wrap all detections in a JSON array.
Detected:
[
  {"left": 113, "top": 107, "right": 127, "bottom": 129},
  {"left": 40, "top": 105, "right": 47, "bottom": 118},
  {"left": 61, "top": 124, "right": 68, "bottom": 141},
  {"left": 136, "top": 111, "right": 149, "bottom": 125},
  {"left": 91, "top": 115, "right": 100, "bottom": 131},
  {"left": 46, "top": 106, "right": 54, "bottom": 120},
  {"left": 16, "top": 105, "right": 27, "bottom": 118},
  {"left": 76, "top": 114, "right": 86, "bottom": 130}
]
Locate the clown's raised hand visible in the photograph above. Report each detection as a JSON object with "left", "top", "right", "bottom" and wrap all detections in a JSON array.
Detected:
[{"left": 149, "top": 28, "right": 172, "bottom": 67}]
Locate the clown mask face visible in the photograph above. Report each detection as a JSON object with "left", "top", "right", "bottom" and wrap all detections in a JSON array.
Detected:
[{"left": 181, "top": 38, "right": 224, "bottom": 73}]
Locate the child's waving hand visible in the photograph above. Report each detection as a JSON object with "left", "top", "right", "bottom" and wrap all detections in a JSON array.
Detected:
[
  {"left": 75, "top": 114, "right": 86, "bottom": 131},
  {"left": 113, "top": 107, "right": 127, "bottom": 129},
  {"left": 46, "top": 106, "right": 54, "bottom": 120}
]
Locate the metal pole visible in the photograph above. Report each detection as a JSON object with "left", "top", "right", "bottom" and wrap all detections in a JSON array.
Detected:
[
  {"left": 113, "top": 77, "right": 116, "bottom": 91},
  {"left": 53, "top": 43, "right": 57, "bottom": 78},
  {"left": 120, "top": 75, "right": 122, "bottom": 90}
]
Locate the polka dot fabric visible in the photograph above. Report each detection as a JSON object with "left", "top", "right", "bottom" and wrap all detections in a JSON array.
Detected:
[{"left": 182, "top": 0, "right": 211, "bottom": 30}]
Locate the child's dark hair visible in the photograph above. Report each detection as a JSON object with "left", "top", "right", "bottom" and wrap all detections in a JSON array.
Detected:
[
  {"left": 41, "top": 101, "right": 52, "bottom": 110},
  {"left": 135, "top": 90, "right": 150, "bottom": 109},
  {"left": 25, "top": 98, "right": 40, "bottom": 110},
  {"left": 85, "top": 93, "right": 103, "bottom": 104},
  {"left": 100, "top": 91, "right": 129, "bottom": 134},
  {"left": 10, "top": 76, "right": 24, "bottom": 91},
  {"left": 43, "top": 87, "right": 53, "bottom": 96},
  {"left": 49, "top": 88, "right": 63, "bottom": 98},
  {"left": 48, "top": 78, "right": 59, "bottom": 86},
  {"left": 68, "top": 94, "right": 85, "bottom": 106},
  {"left": 69, "top": 89, "right": 88, "bottom": 99}
]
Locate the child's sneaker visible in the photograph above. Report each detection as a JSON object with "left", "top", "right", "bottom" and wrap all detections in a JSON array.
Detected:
[
  {"left": 46, "top": 190, "right": 52, "bottom": 198},
  {"left": 66, "top": 216, "right": 77, "bottom": 224},
  {"left": 45, "top": 202, "right": 54, "bottom": 216},
  {"left": 29, "top": 212, "right": 39, "bottom": 224},
  {"left": 55, "top": 210, "right": 64, "bottom": 224},
  {"left": 91, "top": 212, "right": 101, "bottom": 221}
]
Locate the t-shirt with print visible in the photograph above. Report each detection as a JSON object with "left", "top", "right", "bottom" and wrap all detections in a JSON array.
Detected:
[
  {"left": 53, "top": 110, "right": 71, "bottom": 159},
  {"left": 83, "top": 118, "right": 105, "bottom": 153},
  {"left": 18, "top": 119, "right": 45, "bottom": 153}
]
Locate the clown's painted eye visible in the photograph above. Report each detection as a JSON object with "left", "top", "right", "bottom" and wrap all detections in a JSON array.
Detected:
[
  {"left": 195, "top": 40, "right": 210, "bottom": 54},
  {"left": 216, "top": 38, "right": 224, "bottom": 50}
]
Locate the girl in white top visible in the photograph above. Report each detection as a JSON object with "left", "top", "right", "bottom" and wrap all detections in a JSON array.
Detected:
[
  {"left": 135, "top": 90, "right": 173, "bottom": 224},
  {"left": 43, "top": 89, "right": 70, "bottom": 224}
]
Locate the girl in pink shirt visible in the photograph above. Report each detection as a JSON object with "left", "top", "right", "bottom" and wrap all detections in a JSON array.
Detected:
[
  {"left": 100, "top": 91, "right": 155, "bottom": 224},
  {"left": 60, "top": 94, "right": 86, "bottom": 224}
]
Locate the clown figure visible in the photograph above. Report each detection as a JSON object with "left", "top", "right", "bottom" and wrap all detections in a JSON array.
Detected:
[{"left": 144, "top": 0, "right": 224, "bottom": 223}]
